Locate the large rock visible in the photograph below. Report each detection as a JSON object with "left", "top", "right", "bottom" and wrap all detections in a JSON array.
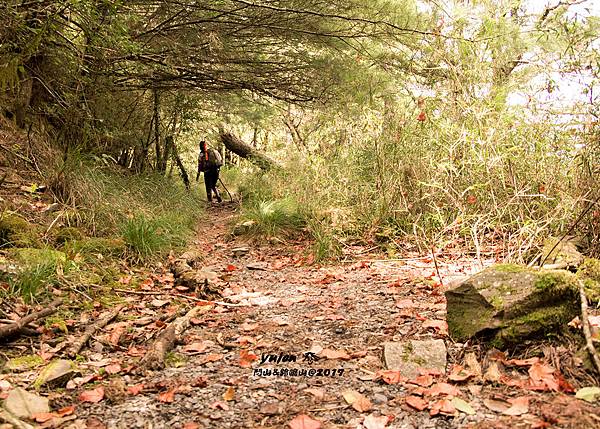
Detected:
[
  {"left": 383, "top": 339, "right": 447, "bottom": 379},
  {"left": 445, "top": 264, "right": 579, "bottom": 348}
]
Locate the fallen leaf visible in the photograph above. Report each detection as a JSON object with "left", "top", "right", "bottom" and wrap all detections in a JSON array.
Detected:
[
  {"left": 377, "top": 370, "right": 406, "bottom": 385},
  {"left": 464, "top": 352, "right": 482, "bottom": 377},
  {"left": 412, "top": 375, "right": 433, "bottom": 387},
  {"left": 483, "top": 361, "right": 503, "bottom": 382},
  {"left": 32, "top": 412, "right": 55, "bottom": 423},
  {"left": 363, "top": 413, "right": 390, "bottom": 429},
  {"left": 575, "top": 386, "right": 600, "bottom": 402},
  {"left": 304, "top": 388, "right": 324, "bottom": 401},
  {"left": 405, "top": 395, "right": 428, "bottom": 411},
  {"left": 505, "top": 357, "right": 539, "bottom": 366},
  {"left": 223, "top": 387, "right": 235, "bottom": 401},
  {"left": 342, "top": 389, "right": 372, "bottom": 412},
  {"left": 451, "top": 397, "right": 475, "bottom": 415},
  {"left": 127, "top": 384, "right": 144, "bottom": 395},
  {"left": 240, "top": 322, "right": 259, "bottom": 331},
  {"left": 319, "top": 348, "right": 350, "bottom": 360},
  {"left": 429, "top": 398, "right": 456, "bottom": 416},
  {"left": 483, "top": 398, "right": 510, "bottom": 413},
  {"left": 395, "top": 299, "right": 415, "bottom": 308},
  {"left": 422, "top": 319, "right": 448, "bottom": 335},
  {"left": 288, "top": 414, "right": 321, "bottom": 429},
  {"left": 104, "top": 363, "right": 121, "bottom": 375},
  {"left": 448, "top": 365, "right": 474, "bottom": 382},
  {"left": 182, "top": 342, "right": 208, "bottom": 354},
  {"left": 79, "top": 386, "right": 105, "bottom": 403},
  {"left": 210, "top": 400, "right": 230, "bottom": 410},
  {"left": 199, "top": 353, "right": 224, "bottom": 365},
  {"left": 226, "top": 264, "right": 237, "bottom": 272},
  {"left": 425, "top": 383, "right": 460, "bottom": 397},
  {"left": 239, "top": 350, "right": 258, "bottom": 368},
  {"left": 157, "top": 388, "right": 176, "bottom": 403},
  {"left": 183, "top": 423, "right": 200, "bottom": 429},
  {"left": 504, "top": 396, "right": 529, "bottom": 416}
]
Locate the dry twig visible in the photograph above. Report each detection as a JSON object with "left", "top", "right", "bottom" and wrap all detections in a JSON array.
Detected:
[{"left": 0, "top": 298, "right": 62, "bottom": 341}]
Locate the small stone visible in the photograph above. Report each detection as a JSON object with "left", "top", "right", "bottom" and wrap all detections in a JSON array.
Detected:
[
  {"left": 231, "top": 247, "right": 249, "bottom": 257},
  {"left": 383, "top": 339, "right": 447, "bottom": 380},
  {"left": 3, "top": 387, "right": 49, "bottom": 418},
  {"left": 34, "top": 359, "right": 78, "bottom": 388},
  {"left": 372, "top": 393, "right": 388, "bottom": 404}
]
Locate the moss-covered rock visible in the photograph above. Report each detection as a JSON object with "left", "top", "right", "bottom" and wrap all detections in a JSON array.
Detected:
[
  {"left": 541, "top": 237, "right": 584, "bottom": 268},
  {"left": 9, "top": 247, "right": 67, "bottom": 267},
  {"left": 63, "top": 237, "right": 126, "bottom": 259},
  {"left": 53, "top": 226, "right": 84, "bottom": 245},
  {"left": 0, "top": 212, "right": 42, "bottom": 248},
  {"left": 577, "top": 257, "right": 600, "bottom": 302},
  {"left": 445, "top": 264, "right": 580, "bottom": 349},
  {"left": 4, "top": 354, "right": 45, "bottom": 372}
]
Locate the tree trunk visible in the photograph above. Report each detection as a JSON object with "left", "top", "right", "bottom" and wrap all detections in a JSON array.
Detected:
[
  {"left": 168, "top": 136, "right": 190, "bottom": 190},
  {"left": 219, "top": 128, "right": 281, "bottom": 171},
  {"left": 153, "top": 89, "right": 163, "bottom": 172}
]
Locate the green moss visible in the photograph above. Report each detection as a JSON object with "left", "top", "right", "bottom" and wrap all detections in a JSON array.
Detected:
[
  {"left": 490, "top": 305, "right": 575, "bottom": 349},
  {"left": 0, "top": 213, "right": 42, "bottom": 248},
  {"left": 63, "top": 237, "right": 126, "bottom": 259},
  {"left": 54, "top": 227, "right": 84, "bottom": 245},
  {"left": 10, "top": 248, "right": 67, "bottom": 266},
  {"left": 4, "top": 354, "right": 45, "bottom": 372},
  {"left": 165, "top": 352, "right": 187, "bottom": 368},
  {"left": 493, "top": 263, "right": 526, "bottom": 273},
  {"left": 577, "top": 258, "right": 600, "bottom": 302}
]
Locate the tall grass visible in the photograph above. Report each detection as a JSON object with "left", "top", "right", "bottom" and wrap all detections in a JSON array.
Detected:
[{"left": 231, "top": 105, "right": 586, "bottom": 262}]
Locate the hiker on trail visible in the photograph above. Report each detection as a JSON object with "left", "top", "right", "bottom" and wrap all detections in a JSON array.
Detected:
[{"left": 196, "top": 140, "right": 223, "bottom": 203}]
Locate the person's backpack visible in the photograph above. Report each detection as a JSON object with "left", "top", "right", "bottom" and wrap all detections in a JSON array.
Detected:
[{"left": 208, "top": 148, "right": 223, "bottom": 168}]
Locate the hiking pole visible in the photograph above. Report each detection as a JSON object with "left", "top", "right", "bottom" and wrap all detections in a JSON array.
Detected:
[{"left": 218, "top": 177, "right": 234, "bottom": 203}]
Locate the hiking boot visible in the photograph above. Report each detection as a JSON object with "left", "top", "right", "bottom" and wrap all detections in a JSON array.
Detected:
[{"left": 215, "top": 190, "right": 222, "bottom": 203}]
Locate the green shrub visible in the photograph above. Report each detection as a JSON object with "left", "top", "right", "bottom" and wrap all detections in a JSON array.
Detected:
[
  {"left": 240, "top": 197, "right": 306, "bottom": 238},
  {"left": 121, "top": 214, "right": 191, "bottom": 261}
]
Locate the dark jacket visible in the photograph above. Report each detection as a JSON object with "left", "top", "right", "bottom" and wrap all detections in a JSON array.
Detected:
[{"left": 198, "top": 147, "right": 223, "bottom": 173}]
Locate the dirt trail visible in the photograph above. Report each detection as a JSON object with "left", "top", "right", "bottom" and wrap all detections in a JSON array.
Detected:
[{"left": 79, "top": 206, "right": 598, "bottom": 429}]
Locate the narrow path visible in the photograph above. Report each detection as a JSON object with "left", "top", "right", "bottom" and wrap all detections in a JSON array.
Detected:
[{"left": 81, "top": 206, "right": 598, "bottom": 429}]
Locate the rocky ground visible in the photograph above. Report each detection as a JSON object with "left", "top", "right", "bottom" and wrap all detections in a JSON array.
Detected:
[{"left": 1, "top": 204, "right": 600, "bottom": 429}]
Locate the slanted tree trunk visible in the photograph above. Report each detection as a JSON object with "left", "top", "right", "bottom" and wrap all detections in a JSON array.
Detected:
[
  {"left": 153, "top": 89, "right": 163, "bottom": 172},
  {"left": 167, "top": 136, "right": 190, "bottom": 190},
  {"left": 219, "top": 128, "right": 281, "bottom": 171}
]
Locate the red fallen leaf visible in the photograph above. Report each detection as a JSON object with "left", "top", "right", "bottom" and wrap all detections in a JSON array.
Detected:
[
  {"left": 182, "top": 342, "right": 208, "bottom": 354},
  {"left": 425, "top": 383, "right": 460, "bottom": 397},
  {"left": 239, "top": 349, "right": 259, "bottom": 368},
  {"left": 319, "top": 348, "right": 351, "bottom": 360},
  {"left": 448, "top": 365, "right": 474, "bottom": 381},
  {"left": 417, "top": 111, "right": 427, "bottom": 122},
  {"left": 157, "top": 388, "right": 176, "bottom": 403},
  {"left": 429, "top": 398, "right": 456, "bottom": 416},
  {"left": 199, "top": 353, "right": 224, "bottom": 365},
  {"left": 32, "top": 412, "right": 55, "bottom": 423},
  {"left": 528, "top": 362, "right": 554, "bottom": 381},
  {"left": 183, "top": 423, "right": 200, "bottom": 429},
  {"left": 79, "top": 386, "right": 105, "bottom": 403},
  {"left": 466, "top": 195, "right": 477, "bottom": 205},
  {"left": 406, "top": 395, "right": 428, "bottom": 411},
  {"left": 505, "top": 357, "right": 539, "bottom": 366},
  {"left": 127, "top": 384, "right": 144, "bottom": 395},
  {"left": 225, "top": 264, "right": 237, "bottom": 272},
  {"left": 503, "top": 396, "right": 529, "bottom": 416},
  {"left": 108, "top": 325, "right": 126, "bottom": 346},
  {"left": 555, "top": 373, "right": 575, "bottom": 393},
  {"left": 56, "top": 405, "right": 75, "bottom": 417},
  {"left": 127, "top": 346, "right": 146, "bottom": 357},
  {"left": 350, "top": 350, "right": 368, "bottom": 359},
  {"left": 531, "top": 420, "right": 552, "bottom": 429},
  {"left": 412, "top": 375, "right": 434, "bottom": 387},
  {"left": 210, "top": 400, "right": 230, "bottom": 410},
  {"left": 288, "top": 414, "right": 322, "bottom": 429},
  {"left": 104, "top": 363, "right": 121, "bottom": 375},
  {"left": 140, "top": 278, "right": 154, "bottom": 290},
  {"left": 377, "top": 370, "right": 407, "bottom": 385},
  {"left": 418, "top": 368, "right": 444, "bottom": 377},
  {"left": 422, "top": 319, "right": 448, "bottom": 335}
]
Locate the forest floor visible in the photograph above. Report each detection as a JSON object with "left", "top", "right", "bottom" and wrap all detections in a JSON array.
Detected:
[{"left": 2, "top": 204, "right": 600, "bottom": 429}]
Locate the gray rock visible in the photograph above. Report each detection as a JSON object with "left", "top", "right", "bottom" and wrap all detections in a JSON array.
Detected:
[
  {"left": 372, "top": 393, "right": 388, "bottom": 404},
  {"left": 383, "top": 339, "right": 447, "bottom": 379},
  {"left": 3, "top": 387, "right": 49, "bottom": 418},
  {"left": 34, "top": 359, "right": 78, "bottom": 388}
]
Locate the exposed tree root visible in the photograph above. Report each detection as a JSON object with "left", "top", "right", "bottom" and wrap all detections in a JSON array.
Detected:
[
  {"left": 139, "top": 304, "right": 212, "bottom": 371},
  {"left": 0, "top": 298, "right": 62, "bottom": 342}
]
